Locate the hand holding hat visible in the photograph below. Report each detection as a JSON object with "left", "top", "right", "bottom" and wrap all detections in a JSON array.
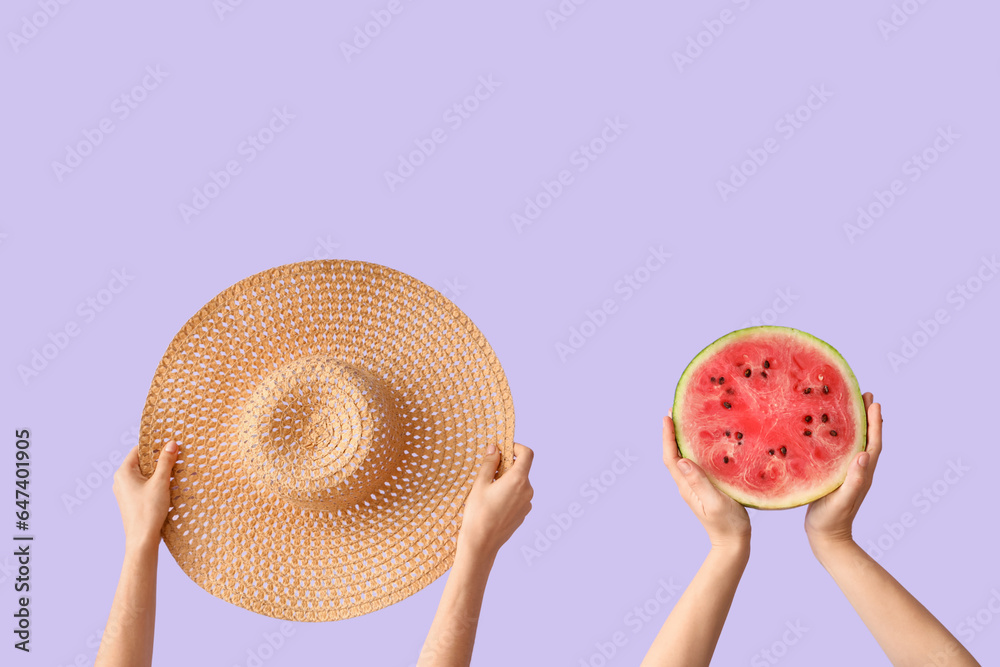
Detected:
[
  {"left": 457, "top": 442, "right": 534, "bottom": 563},
  {"left": 113, "top": 440, "right": 180, "bottom": 552}
]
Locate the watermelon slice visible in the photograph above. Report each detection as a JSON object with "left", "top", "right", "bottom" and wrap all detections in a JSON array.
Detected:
[{"left": 672, "top": 326, "right": 866, "bottom": 509}]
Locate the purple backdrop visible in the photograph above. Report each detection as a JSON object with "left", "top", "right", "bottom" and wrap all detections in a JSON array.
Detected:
[{"left": 4, "top": 1, "right": 999, "bottom": 665}]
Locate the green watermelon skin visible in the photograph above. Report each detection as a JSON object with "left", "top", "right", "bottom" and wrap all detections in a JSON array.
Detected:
[{"left": 672, "top": 327, "right": 866, "bottom": 510}]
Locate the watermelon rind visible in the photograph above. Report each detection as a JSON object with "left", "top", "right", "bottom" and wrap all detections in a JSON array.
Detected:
[{"left": 672, "top": 326, "right": 867, "bottom": 510}]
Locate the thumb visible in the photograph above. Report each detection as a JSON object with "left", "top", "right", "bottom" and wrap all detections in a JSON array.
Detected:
[
  {"left": 472, "top": 443, "right": 502, "bottom": 490},
  {"left": 835, "top": 451, "right": 870, "bottom": 502},
  {"left": 152, "top": 440, "right": 179, "bottom": 484}
]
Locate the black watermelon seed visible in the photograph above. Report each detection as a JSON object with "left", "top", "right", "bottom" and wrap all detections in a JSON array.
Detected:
[
  {"left": 726, "top": 388, "right": 735, "bottom": 394},
  {"left": 823, "top": 385, "right": 830, "bottom": 394},
  {"left": 821, "top": 414, "right": 829, "bottom": 423},
  {"left": 804, "top": 429, "right": 812, "bottom": 436},
  {"left": 744, "top": 368, "right": 752, "bottom": 378},
  {"left": 780, "top": 446, "right": 787, "bottom": 455},
  {"left": 725, "top": 430, "right": 731, "bottom": 437},
  {"left": 829, "top": 430, "right": 837, "bottom": 436},
  {"left": 723, "top": 401, "right": 732, "bottom": 409},
  {"left": 804, "top": 387, "right": 812, "bottom": 394},
  {"left": 768, "top": 449, "right": 775, "bottom": 456},
  {"left": 764, "top": 360, "right": 770, "bottom": 369},
  {"left": 723, "top": 456, "right": 729, "bottom": 463},
  {"left": 719, "top": 376, "right": 725, "bottom": 384},
  {"left": 761, "top": 371, "right": 768, "bottom": 378},
  {"left": 711, "top": 376, "right": 717, "bottom": 383},
  {"left": 804, "top": 415, "right": 813, "bottom": 423},
  {"left": 736, "top": 432, "right": 743, "bottom": 440}
]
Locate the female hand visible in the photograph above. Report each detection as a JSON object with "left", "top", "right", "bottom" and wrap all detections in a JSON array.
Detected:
[
  {"left": 662, "top": 413, "right": 750, "bottom": 550},
  {"left": 456, "top": 443, "right": 534, "bottom": 562},
  {"left": 112, "top": 440, "right": 179, "bottom": 551},
  {"left": 804, "top": 392, "right": 883, "bottom": 549}
]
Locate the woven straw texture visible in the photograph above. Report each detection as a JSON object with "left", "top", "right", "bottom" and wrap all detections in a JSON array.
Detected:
[{"left": 137, "top": 260, "right": 515, "bottom": 621}]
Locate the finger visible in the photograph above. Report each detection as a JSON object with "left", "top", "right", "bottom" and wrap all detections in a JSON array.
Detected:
[
  {"left": 121, "top": 444, "right": 140, "bottom": 470},
  {"left": 826, "top": 449, "right": 870, "bottom": 509},
  {"left": 865, "top": 402, "right": 883, "bottom": 472},
  {"left": 152, "top": 440, "right": 179, "bottom": 483},
  {"left": 661, "top": 417, "right": 687, "bottom": 491},
  {"left": 863, "top": 392, "right": 873, "bottom": 412},
  {"left": 115, "top": 445, "right": 143, "bottom": 482},
  {"left": 510, "top": 443, "right": 534, "bottom": 474},
  {"left": 472, "top": 443, "right": 503, "bottom": 489},
  {"left": 673, "top": 458, "right": 718, "bottom": 511}
]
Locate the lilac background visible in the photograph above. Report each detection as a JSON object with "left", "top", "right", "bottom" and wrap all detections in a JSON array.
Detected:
[{"left": 3, "top": 1, "right": 1000, "bottom": 665}]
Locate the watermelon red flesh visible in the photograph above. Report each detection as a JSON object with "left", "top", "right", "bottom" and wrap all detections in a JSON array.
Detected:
[{"left": 673, "top": 327, "right": 866, "bottom": 510}]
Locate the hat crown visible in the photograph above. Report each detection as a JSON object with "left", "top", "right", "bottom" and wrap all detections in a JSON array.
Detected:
[{"left": 237, "top": 354, "right": 401, "bottom": 509}]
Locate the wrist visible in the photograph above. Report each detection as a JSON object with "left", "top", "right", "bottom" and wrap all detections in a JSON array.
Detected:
[
  {"left": 710, "top": 538, "right": 751, "bottom": 564},
  {"left": 453, "top": 543, "right": 497, "bottom": 580},
  {"left": 125, "top": 533, "right": 161, "bottom": 559},
  {"left": 808, "top": 533, "right": 858, "bottom": 564}
]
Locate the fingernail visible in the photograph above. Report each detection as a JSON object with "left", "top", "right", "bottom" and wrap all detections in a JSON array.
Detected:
[
  {"left": 678, "top": 459, "right": 693, "bottom": 474},
  {"left": 858, "top": 452, "right": 869, "bottom": 468},
  {"left": 486, "top": 443, "right": 496, "bottom": 455},
  {"left": 165, "top": 440, "right": 178, "bottom": 453}
]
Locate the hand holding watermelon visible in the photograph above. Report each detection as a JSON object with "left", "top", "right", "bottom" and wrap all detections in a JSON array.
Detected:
[
  {"left": 661, "top": 412, "right": 751, "bottom": 551},
  {"left": 643, "top": 411, "right": 752, "bottom": 667},
  {"left": 804, "top": 392, "right": 882, "bottom": 549}
]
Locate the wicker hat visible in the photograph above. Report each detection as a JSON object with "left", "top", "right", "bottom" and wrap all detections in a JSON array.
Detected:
[{"left": 137, "top": 260, "right": 515, "bottom": 622}]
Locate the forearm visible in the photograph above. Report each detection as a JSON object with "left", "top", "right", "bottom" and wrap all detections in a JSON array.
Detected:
[
  {"left": 642, "top": 542, "right": 750, "bottom": 667},
  {"left": 96, "top": 540, "right": 159, "bottom": 667},
  {"left": 418, "top": 548, "right": 494, "bottom": 667},
  {"left": 811, "top": 538, "right": 979, "bottom": 667}
]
